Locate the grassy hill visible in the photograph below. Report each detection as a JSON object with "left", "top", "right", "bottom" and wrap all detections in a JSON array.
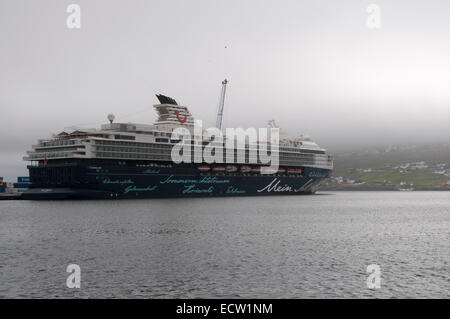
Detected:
[
  {"left": 333, "top": 143, "right": 450, "bottom": 170},
  {"left": 329, "top": 143, "right": 450, "bottom": 189},
  {"left": 339, "top": 169, "right": 448, "bottom": 188}
]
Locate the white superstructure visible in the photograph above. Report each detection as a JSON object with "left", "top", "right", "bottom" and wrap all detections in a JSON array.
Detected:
[{"left": 24, "top": 96, "right": 333, "bottom": 170}]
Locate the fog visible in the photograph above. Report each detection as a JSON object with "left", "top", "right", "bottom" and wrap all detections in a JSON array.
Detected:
[{"left": 1, "top": 0, "right": 450, "bottom": 179}]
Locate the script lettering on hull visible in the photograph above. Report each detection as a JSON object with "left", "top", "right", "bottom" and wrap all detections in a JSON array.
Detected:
[
  {"left": 124, "top": 185, "right": 158, "bottom": 194},
  {"left": 257, "top": 178, "right": 314, "bottom": 193}
]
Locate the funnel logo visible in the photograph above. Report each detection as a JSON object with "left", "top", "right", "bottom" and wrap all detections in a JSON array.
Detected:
[{"left": 175, "top": 107, "right": 189, "bottom": 123}]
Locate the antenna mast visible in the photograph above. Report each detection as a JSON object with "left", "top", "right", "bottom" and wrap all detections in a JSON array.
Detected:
[{"left": 216, "top": 79, "right": 228, "bottom": 131}]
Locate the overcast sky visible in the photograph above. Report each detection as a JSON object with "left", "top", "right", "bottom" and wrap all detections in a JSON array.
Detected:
[{"left": 1, "top": 0, "right": 450, "bottom": 179}]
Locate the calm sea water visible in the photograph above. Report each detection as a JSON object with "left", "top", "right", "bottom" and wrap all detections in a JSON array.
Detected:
[{"left": 0, "top": 191, "right": 449, "bottom": 299}]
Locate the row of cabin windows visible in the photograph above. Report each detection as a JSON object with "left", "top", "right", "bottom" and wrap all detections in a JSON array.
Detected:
[
  {"left": 94, "top": 144, "right": 323, "bottom": 162},
  {"left": 94, "top": 145, "right": 316, "bottom": 161},
  {"left": 114, "top": 135, "right": 135, "bottom": 141},
  {"left": 94, "top": 152, "right": 322, "bottom": 166},
  {"left": 40, "top": 140, "right": 77, "bottom": 147},
  {"left": 94, "top": 142, "right": 312, "bottom": 158},
  {"left": 95, "top": 139, "right": 320, "bottom": 154},
  {"left": 95, "top": 146, "right": 171, "bottom": 154},
  {"left": 95, "top": 140, "right": 173, "bottom": 148}
]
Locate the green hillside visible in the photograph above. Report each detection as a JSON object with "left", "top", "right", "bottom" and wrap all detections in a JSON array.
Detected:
[
  {"left": 333, "top": 143, "right": 450, "bottom": 170},
  {"left": 329, "top": 143, "right": 450, "bottom": 189}
]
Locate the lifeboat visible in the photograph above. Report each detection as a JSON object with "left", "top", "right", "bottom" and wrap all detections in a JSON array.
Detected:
[
  {"left": 278, "top": 168, "right": 286, "bottom": 174},
  {"left": 258, "top": 167, "right": 277, "bottom": 174},
  {"left": 240, "top": 166, "right": 251, "bottom": 173},
  {"left": 213, "top": 166, "right": 226, "bottom": 172},
  {"left": 226, "top": 165, "right": 237, "bottom": 172},
  {"left": 287, "top": 168, "right": 302, "bottom": 174},
  {"left": 197, "top": 165, "right": 210, "bottom": 172}
]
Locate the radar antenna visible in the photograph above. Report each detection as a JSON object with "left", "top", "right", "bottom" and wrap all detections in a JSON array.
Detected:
[{"left": 107, "top": 113, "right": 115, "bottom": 124}]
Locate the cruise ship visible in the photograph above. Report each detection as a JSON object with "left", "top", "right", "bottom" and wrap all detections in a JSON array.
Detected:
[{"left": 22, "top": 85, "right": 333, "bottom": 199}]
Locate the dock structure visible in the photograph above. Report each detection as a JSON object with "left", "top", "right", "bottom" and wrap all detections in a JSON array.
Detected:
[
  {"left": 0, "top": 193, "right": 22, "bottom": 200},
  {"left": 0, "top": 176, "right": 29, "bottom": 199}
]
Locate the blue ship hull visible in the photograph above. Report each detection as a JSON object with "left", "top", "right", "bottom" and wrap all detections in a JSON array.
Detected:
[{"left": 23, "top": 163, "right": 331, "bottom": 200}]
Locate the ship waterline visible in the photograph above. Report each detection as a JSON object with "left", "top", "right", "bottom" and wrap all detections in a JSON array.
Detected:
[{"left": 22, "top": 163, "right": 330, "bottom": 199}]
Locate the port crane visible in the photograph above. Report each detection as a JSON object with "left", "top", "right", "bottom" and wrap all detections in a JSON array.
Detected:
[{"left": 216, "top": 79, "right": 228, "bottom": 131}]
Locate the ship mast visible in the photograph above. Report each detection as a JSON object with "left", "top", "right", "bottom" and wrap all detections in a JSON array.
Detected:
[{"left": 216, "top": 79, "right": 228, "bottom": 131}]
